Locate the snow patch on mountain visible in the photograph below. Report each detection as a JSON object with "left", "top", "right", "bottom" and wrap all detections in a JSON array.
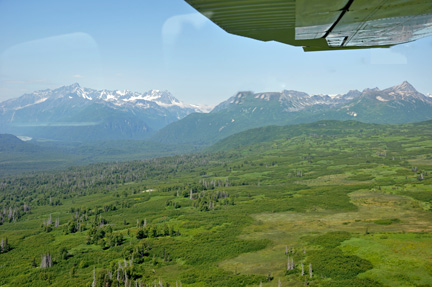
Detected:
[
  {"left": 376, "top": 96, "right": 389, "bottom": 102},
  {"left": 191, "top": 104, "right": 213, "bottom": 113},
  {"left": 116, "top": 90, "right": 128, "bottom": 96},
  {"left": 13, "top": 97, "right": 49, "bottom": 110}
]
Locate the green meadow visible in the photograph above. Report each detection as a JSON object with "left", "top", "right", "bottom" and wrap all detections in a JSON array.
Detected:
[{"left": 0, "top": 121, "right": 431, "bottom": 286}]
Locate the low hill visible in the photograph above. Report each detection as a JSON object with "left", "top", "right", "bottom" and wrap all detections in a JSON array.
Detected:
[
  {"left": 207, "top": 121, "right": 380, "bottom": 152},
  {"left": 0, "top": 134, "right": 41, "bottom": 153}
]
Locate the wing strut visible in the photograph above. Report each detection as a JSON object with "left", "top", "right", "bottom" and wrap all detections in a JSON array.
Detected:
[{"left": 322, "top": 0, "right": 355, "bottom": 39}]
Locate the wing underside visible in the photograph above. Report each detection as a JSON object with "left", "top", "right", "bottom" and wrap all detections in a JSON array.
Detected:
[{"left": 185, "top": 0, "right": 432, "bottom": 51}]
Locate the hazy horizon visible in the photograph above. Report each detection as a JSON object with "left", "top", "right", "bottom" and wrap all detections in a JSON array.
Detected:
[{"left": 1, "top": 80, "right": 430, "bottom": 107}]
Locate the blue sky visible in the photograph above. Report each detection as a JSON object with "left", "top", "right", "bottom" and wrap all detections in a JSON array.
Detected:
[{"left": 1, "top": 0, "right": 431, "bottom": 106}]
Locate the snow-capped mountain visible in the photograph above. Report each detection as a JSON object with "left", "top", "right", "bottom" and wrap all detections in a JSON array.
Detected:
[
  {"left": 0, "top": 84, "right": 208, "bottom": 141},
  {"left": 0, "top": 83, "right": 207, "bottom": 114},
  {"left": 153, "top": 81, "right": 432, "bottom": 145}
]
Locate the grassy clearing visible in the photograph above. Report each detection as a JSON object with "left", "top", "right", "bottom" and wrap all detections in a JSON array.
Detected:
[
  {"left": 342, "top": 233, "right": 432, "bottom": 287},
  {"left": 220, "top": 189, "right": 432, "bottom": 286}
]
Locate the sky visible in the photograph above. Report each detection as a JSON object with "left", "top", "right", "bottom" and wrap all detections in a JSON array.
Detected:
[{"left": 1, "top": 0, "right": 432, "bottom": 106}]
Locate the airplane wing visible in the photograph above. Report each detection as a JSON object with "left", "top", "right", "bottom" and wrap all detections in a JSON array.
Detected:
[{"left": 184, "top": 0, "right": 432, "bottom": 51}]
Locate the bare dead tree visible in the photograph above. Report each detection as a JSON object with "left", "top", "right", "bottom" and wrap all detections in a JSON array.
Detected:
[
  {"left": 124, "top": 264, "right": 128, "bottom": 286},
  {"left": 92, "top": 267, "right": 96, "bottom": 287},
  {"left": 23, "top": 203, "right": 30, "bottom": 212},
  {"left": 0, "top": 238, "right": 8, "bottom": 253},
  {"left": 40, "top": 253, "right": 53, "bottom": 268},
  {"left": 309, "top": 263, "right": 313, "bottom": 279}
]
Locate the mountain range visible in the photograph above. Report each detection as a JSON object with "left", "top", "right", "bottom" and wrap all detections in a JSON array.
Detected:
[
  {"left": 0, "top": 83, "right": 209, "bottom": 141},
  {"left": 152, "top": 81, "right": 432, "bottom": 145},
  {"left": 1, "top": 81, "right": 431, "bottom": 144}
]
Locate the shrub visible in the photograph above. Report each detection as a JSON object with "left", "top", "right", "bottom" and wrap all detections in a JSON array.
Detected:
[
  {"left": 308, "top": 231, "right": 352, "bottom": 248},
  {"left": 308, "top": 248, "right": 373, "bottom": 279},
  {"left": 323, "top": 278, "right": 383, "bottom": 287},
  {"left": 374, "top": 218, "right": 400, "bottom": 225}
]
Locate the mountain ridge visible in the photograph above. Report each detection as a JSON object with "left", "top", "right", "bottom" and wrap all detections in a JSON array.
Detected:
[
  {"left": 1, "top": 81, "right": 431, "bottom": 143},
  {"left": 0, "top": 83, "right": 209, "bottom": 114},
  {"left": 152, "top": 81, "right": 432, "bottom": 145}
]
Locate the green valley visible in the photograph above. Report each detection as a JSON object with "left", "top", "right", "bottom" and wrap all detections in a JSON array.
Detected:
[{"left": 1, "top": 120, "right": 431, "bottom": 286}]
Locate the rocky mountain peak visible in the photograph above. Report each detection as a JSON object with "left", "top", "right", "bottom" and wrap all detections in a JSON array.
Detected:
[
  {"left": 144, "top": 90, "right": 180, "bottom": 105},
  {"left": 391, "top": 81, "right": 417, "bottom": 93},
  {"left": 379, "top": 81, "right": 425, "bottom": 101},
  {"left": 70, "top": 82, "right": 81, "bottom": 88},
  {"left": 344, "top": 89, "right": 361, "bottom": 97},
  {"left": 60, "top": 83, "right": 82, "bottom": 93}
]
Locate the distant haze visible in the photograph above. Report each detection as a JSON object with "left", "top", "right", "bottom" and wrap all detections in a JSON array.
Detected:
[{"left": 2, "top": 81, "right": 431, "bottom": 144}]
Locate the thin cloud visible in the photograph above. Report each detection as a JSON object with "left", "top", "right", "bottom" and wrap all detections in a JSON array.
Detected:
[{"left": 162, "top": 13, "right": 210, "bottom": 46}]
